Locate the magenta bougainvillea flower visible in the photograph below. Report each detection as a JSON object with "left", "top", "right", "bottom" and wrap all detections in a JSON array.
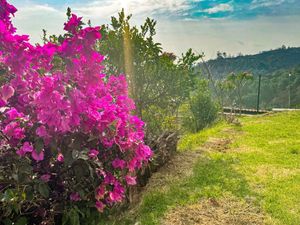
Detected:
[
  {"left": 88, "top": 149, "right": 99, "bottom": 159},
  {"left": 70, "top": 192, "right": 81, "bottom": 202},
  {"left": 16, "top": 141, "right": 33, "bottom": 157},
  {"left": 57, "top": 153, "right": 64, "bottom": 162},
  {"left": 125, "top": 175, "right": 137, "bottom": 185},
  {"left": 112, "top": 158, "right": 126, "bottom": 169},
  {"left": 0, "top": 0, "right": 152, "bottom": 214},
  {"left": 64, "top": 14, "right": 82, "bottom": 34},
  {"left": 0, "top": 85, "right": 14, "bottom": 102},
  {"left": 40, "top": 174, "right": 51, "bottom": 182},
  {"left": 95, "top": 200, "right": 105, "bottom": 213},
  {"left": 31, "top": 149, "right": 45, "bottom": 161}
]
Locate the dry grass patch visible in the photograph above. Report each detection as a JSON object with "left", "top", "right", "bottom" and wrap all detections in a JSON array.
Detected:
[
  {"left": 162, "top": 196, "right": 265, "bottom": 225},
  {"left": 254, "top": 165, "right": 300, "bottom": 180}
]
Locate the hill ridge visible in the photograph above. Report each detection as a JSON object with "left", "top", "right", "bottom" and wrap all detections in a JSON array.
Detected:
[{"left": 199, "top": 46, "right": 300, "bottom": 78}]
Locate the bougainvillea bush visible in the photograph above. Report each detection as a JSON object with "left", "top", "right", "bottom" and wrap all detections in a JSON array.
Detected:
[{"left": 0, "top": 0, "right": 152, "bottom": 224}]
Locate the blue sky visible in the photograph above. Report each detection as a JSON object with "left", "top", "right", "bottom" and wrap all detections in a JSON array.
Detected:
[
  {"left": 188, "top": 0, "right": 300, "bottom": 19},
  {"left": 11, "top": 0, "right": 300, "bottom": 18},
  {"left": 9, "top": 0, "right": 300, "bottom": 58}
]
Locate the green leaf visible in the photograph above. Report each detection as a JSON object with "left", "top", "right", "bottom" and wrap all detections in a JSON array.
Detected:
[
  {"left": 38, "top": 182, "right": 49, "bottom": 198},
  {"left": 25, "top": 186, "right": 34, "bottom": 201},
  {"left": 21, "top": 191, "right": 26, "bottom": 200},
  {"left": 12, "top": 202, "right": 19, "bottom": 213},
  {"left": 64, "top": 150, "right": 74, "bottom": 166},
  {"left": 16, "top": 217, "right": 27, "bottom": 225},
  {"left": 49, "top": 139, "right": 58, "bottom": 153},
  {"left": 69, "top": 208, "right": 80, "bottom": 225},
  {"left": 62, "top": 214, "right": 68, "bottom": 225},
  {"left": 2, "top": 218, "right": 13, "bottom": 225},
  {"left": 34, "top": 138, "right": 44, "bottom": 153},
  {"left": 73, "top": 159, "right": 90, "bottom": 182},
  {"left": 18, "top": 162, "right": 33, "bottom": 183},
  {"left": 2, "top": 189, "right": 15, "bottom": 202},
  {"left": 19, "top": 162, "right": 33, "bottom": 174}
]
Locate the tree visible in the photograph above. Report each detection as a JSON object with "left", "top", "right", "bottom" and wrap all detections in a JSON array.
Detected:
[
  {"left": 225, "top": 72, "right": 254, "bottom": 112},
  {"left": 97, "top": 11, "right": 202, "bottom": 133}
]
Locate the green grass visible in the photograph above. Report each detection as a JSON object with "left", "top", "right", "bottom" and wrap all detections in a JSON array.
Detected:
[
  {"left": 177, "top": 120, "right": 229, "bottom": 151},
  {"left": 231, "top": 112, "right": 300, "bottom": 224},
  {"left": 103, "top": 112, "right": 300, "bottom": 225},
  {"left": 136, "top": 155, "right": 253, "bottom": 225}
]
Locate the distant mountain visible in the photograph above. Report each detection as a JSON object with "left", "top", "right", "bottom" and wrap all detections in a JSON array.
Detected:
[
  {"left": 198, "top": 47, "right": 300, "bottom": 109},
  {"left": 199, "top": 47, "right": 300, "bottom": 78}
]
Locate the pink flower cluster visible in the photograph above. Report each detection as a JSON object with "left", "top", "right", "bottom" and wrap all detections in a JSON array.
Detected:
[{"left": 0, "top": 0, "right": 152, "bottom": 212}]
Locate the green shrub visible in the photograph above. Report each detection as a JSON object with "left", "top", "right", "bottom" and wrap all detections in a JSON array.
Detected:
[
  {"left": 181, "top": 81, "right": 219, "bottom": 133},
  {"left": 143, "top": 106, "right": 178, "bottom": 135}
]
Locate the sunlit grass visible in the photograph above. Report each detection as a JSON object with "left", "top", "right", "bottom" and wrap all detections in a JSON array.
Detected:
[
  {"left": 101, "top": 112, "right": 300, "bottom": 225},
  {"left": 231, "top": 112, "right": 300, "bottom": 224},
  {"left": 177, "top": 120, "right": 228, "bottom": 151},
  {"left": 135, "top": 155, "right": 253, "bottom": 225}
]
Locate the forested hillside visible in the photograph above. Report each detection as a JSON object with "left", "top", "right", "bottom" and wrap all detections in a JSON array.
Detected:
[
  {"left": 200, "top": 46, "right": 300, "bottom": 78},
  {"left": 198, "top": 47, "right": 300, "bottom": 109}
]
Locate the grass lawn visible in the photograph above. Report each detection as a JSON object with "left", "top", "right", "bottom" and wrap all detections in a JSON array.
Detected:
[{"left": 102, "top": 112, "right": 300, "bottom": 225}]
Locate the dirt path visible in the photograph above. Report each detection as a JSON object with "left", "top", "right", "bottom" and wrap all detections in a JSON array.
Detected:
[
  {"left": 160, "top": 136, "right": 264, "bottom": 224},
  {"left": 125, "top": 148, "right": 203, "bottom": 221},
  {"left": 143, "top": 133, "right": 235, "bottom": 191},
  {"left": 134, "top": 128, "right": 266, "bottom": 225}
]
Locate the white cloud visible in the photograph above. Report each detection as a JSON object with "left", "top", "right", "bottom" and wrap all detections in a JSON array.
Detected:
[
  {"left": 18, "top": 4, "right": 59, "bottom": 14},
  {"left": 8, "top": 0, "right": 300, "bottom": 59},
  {"left": 10, "top": 0, "right": 192, "bottom": 43},
  {"left": 203, "top": 3, "right": 234, "bottom": 14},
  {"left": 11, "top": 2, "right": 65, "bottom": 43},
  {"left": 250, "top": 0, "right": 285, "bottom": 9},
  {"left": 73, "top": 0, "right": 191, "bottom": 19}
]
